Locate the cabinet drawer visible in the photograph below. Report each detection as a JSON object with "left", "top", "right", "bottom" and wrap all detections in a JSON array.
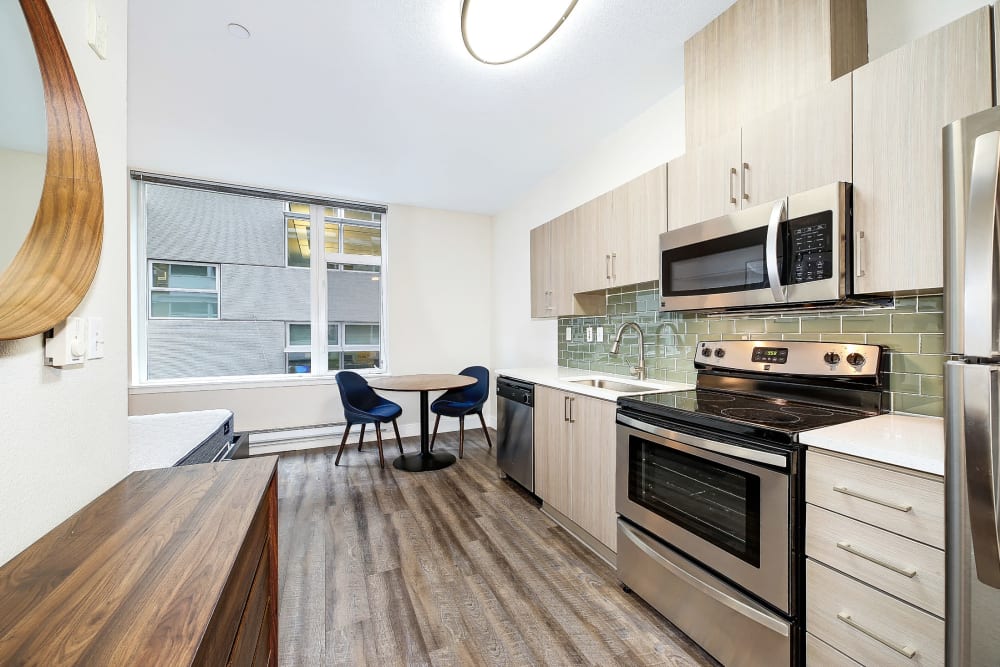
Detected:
[
  {"left": 806, "top": 632, "right": 861, "bottom": 666},
  {"left": 229, "top": 547, "right": 270, "bottom": 666},
  {"left": 806, "top": 505, "right": 944, "bottom": 616},
  {"left": 807, "top": 451, "right": 943, "bottom": 548},
  {"left": 807, "top": 560, "right": 944, "bottom": 667}
]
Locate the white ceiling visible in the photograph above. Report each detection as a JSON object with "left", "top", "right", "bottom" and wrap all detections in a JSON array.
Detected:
[{"left": 127, "top": 0, "right": 734, "bottom": 215}]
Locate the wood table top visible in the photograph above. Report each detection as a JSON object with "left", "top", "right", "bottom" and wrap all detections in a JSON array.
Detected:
[
  {"left": 368, "top": 374, "right": 477, "bottom": 392},
  {"left": 0, "top": 457, "right": 278, "bottom": 665}
]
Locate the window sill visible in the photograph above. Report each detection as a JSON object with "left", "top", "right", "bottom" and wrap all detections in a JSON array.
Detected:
[{"left": 129, "top": 369, "right": 388, "bottom": 394}]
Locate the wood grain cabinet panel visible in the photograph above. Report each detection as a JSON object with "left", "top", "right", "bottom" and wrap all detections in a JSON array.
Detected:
[
  {"left": 610, "top": 164, "right": 668, "bottom": 286},
  {"left": 529, "top": 223, "right": 552, "bottom": 318},
  {"left": 852, "top": 6, "right": 992, "bottom": 294},
  {"left": 573, "top": 193, "right": 614, "bottom": 293},
  {"left": 0, "top": 458, "right": 279, "bottom": 666},
  {"left": 534, "top": 386, "right": 573, "bottom": 516}
]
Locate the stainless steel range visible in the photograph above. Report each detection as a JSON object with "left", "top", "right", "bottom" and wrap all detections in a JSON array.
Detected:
[{"left": 615, "top": 339, "right": 886, "bottom": 667}]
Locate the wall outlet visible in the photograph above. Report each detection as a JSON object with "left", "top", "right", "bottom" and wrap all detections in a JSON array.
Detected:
[
  {"left": 596, "top": 326, "right": 604, "bottom": 342},
  {"left": 565, "top": 326, "right": 572, "bottom": 341},
  {"left": 586, "top": 327, "right": 594, "bottom": 342}
]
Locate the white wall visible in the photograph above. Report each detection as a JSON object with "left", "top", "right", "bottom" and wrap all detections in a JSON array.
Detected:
[
  {"left": 0, "top": 0, "right": 129, "bottom": 566},
  {"left": 491, "top": 1, "right": 994, "bottom": 371},
  {"left": 129, "top": 204, "right": 494, "bottom": 439}
]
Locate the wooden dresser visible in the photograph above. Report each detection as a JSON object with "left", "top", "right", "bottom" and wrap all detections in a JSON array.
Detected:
[{"left": 0, "top": 457, "right": 279, "bottom": 666}]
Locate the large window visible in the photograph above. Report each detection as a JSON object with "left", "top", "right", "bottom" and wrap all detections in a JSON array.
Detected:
[{"left": 131, "top": 173, "right": 386, "bottom": 382}]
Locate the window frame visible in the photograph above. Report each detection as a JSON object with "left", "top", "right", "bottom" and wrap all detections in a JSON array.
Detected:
[
  {"left": 147, "top": 260, "right": 221, "bottom": 320},
  {"left": 129, "top": 175, "right": 390, "bottom": 388}
]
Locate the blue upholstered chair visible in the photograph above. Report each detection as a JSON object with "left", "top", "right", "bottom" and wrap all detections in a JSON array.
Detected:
[
  {"left": 335, "top": 371, "right": 403, "bottom": 469},
  {"left": 429, "top": 366, "right": 492, "bottom": 459}
]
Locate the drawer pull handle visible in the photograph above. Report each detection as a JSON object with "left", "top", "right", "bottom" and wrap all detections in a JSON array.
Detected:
[
  {"left": 836, "top": 612, "right": 916, "bottom": 659},
  {"left": 836, "top": 541, "right": 917, "bottom": 578},
  {"left": 833, "top": 485, "right": 913, "bottom": 512}
]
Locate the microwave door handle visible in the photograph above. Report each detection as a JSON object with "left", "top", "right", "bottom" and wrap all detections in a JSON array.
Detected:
[
  {"left": 765, "top": 199, "right": 787, "bottom": 303},
  {"left": 961, "top": 364, "right": 1000, "bottom": 588},
  {"left": 964, "top": 130, "right": 1000, "bottom": 358}
]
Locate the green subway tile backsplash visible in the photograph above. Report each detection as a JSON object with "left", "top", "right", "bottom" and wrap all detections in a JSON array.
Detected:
[{"left": 557, "top": 284, "right": 950, "bottom": 418}]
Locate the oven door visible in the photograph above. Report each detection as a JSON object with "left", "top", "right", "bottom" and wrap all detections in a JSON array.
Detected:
[{"left": 616, "top": 415, "right": 792, "bottom": 612}]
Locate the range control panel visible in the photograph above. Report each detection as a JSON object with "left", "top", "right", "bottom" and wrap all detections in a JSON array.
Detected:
[
  {"left": 787, "top": 211, "right": 834, "bottom": 284},
  {"left": 696, "top": 340, "right": 883, "bottom": 377}
]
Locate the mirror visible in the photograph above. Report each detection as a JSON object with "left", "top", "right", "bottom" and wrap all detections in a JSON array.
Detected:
[
  {"left": 0, "top": 0, "right": 47, "bottom": 273},
  {"left": 0, "top": 0, "right": 103, "bottom": 341}
]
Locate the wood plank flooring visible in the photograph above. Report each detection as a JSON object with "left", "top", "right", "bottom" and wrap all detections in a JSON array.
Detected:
[{"left": 275, "top": 428, "right": 717, "bottom": 666}]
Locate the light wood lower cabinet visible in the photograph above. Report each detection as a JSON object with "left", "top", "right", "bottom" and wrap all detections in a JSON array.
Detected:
[{"left": 533, "top": 386, "right": 618, "bottom": 552}]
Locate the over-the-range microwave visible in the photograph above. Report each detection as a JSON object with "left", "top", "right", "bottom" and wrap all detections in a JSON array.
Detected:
[{"left": 660, "top": 182, "right": 852, "bottom": 312}]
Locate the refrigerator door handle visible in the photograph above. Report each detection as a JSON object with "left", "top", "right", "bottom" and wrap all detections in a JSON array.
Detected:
[
  {"left": 962, "top": 363, "right": 1000, "bottom": 588},
  {"left": 963, "top": 131, "right": 1000, "bottom": 358}
]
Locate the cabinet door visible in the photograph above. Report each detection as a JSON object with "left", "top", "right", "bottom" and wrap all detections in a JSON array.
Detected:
[
  {"left": 571, "top": 193, "right": 613, "bottom": 293},
  {"left": 534, "top": 386, "right": 571, "bottom": 516},
  {"left": 667, "top": 153, "right": 697, "bottom": 231},
  {"left": 740, "top": 74, "right": 853, "bottom": 208},
  {"left": 694, "top": 129, "right": 743, "bottom": 222},
  {"left": 571, "top": 395, "right": 618, "bottom": 551},
  {"left": 611, "top": 164, "right": 667, "bottom": 286},
  {"left": 529, "top": 223, "right": 552, "bottom": 318},
  {"left": 852, "top": 7, "right": 992, "bottom": 294}
]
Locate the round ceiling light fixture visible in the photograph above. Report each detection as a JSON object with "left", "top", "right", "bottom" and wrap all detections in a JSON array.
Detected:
[
  {"left": 461, "top": 0, "right": 578, "bottom": 65},
  {"left": 227, "top": 22, "right": 251, "bottom": 39}
]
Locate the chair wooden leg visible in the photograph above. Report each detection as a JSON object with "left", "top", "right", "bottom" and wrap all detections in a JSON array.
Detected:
[
  {"left": 335, "top": 423, "right": 352, "bottom": 466},
  {"left": 358, "top": 423, "right": 366, "bottom": 451},
  {"left": 458, "top": 415, "right": 465, "bottom": 459},
  {"left": 430, "top": 414, "right": 441, "bottom": 451},
  {"left": 477, "top": 411, "right": 492, "bottom": 450},
  {"left": 375, "top": 426, "right": 386, "bottom": 469},
  {"left": 392, "top": 419, "right": 403, "bottom": 454}
]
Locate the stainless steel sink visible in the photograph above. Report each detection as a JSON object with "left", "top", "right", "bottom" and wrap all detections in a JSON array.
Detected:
[{"left": 567, "top": 378, "right": 652, "bottom": 393}]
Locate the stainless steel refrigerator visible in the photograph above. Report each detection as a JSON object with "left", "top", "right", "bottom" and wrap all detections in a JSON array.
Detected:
[{"left": 944, "top": 105, "right": 1000, "bottom": 666}]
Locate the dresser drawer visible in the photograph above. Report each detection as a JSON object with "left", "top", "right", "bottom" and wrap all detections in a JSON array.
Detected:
[
  {"left": 806, "top": 632, "right": 861, "bottom": 666},
  {"left": 806, "top": 451, "right": 943, "bottom": 548},
  {"left": 806, "top": 505, "right": 944, "bottom": 616},
  {"left": 807, "top": 560, "right": 944, "bottom": 666}
]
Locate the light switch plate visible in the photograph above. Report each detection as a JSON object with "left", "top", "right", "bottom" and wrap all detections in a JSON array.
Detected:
[
  {"left": 597, "top": 326, "right": 604, "bottom": 342},
  {"left": 565, "top": 327, "right": 572, "bottom": 341},
  {"left": 87, "top": 316, "right": 105, "bottom": 359},
  {"left": 586, "top": 327, "right": 593, "bottom": 342}
]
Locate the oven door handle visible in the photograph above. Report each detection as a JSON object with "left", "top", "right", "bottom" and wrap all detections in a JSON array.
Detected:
[
  {"left": 620, "top": 523, "right": 791, "bottom": 637},
  {"left": 765, "top": 199, "right": 787, "bottom": 304},
  {"left": 617, "top": 415, "right": 788, "bottom": 468}
]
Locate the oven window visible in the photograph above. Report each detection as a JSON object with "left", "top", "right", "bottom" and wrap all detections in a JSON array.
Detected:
[
  {"left": 661, "top": 225, "right": 784, "bottom": 296},
  {"left": 628, "top": 436, "right": 761, "bottom": 566}
]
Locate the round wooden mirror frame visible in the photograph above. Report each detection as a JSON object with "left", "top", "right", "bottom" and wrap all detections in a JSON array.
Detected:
[{"left": 0, "top": 0, "right": 103, "bottom": 340}]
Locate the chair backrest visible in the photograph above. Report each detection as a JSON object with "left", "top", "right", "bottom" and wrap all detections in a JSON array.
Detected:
[
  {"left": 456, "top": 365, "right": 490, "bottom": 407},
  {"left": 336, "top": 371, "right": 379, "bottom": 413}
]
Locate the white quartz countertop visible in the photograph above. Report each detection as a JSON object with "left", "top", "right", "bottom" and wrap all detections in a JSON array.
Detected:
[
  {"left": 799, "top": 413, "right": 944, "bottom": 477},
  {"left": 497, "top": 366, "right": 691, "bottom": 402}
]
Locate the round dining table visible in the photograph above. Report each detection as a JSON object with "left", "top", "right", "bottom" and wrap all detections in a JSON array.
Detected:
[{"left": 367, "top": 373, "right": 476, "bottom": 472}]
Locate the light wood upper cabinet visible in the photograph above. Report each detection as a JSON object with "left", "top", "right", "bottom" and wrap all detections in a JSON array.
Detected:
[
  {"left": 740, "top": 74, "right": 853, "bottom": 207},
  {"left": 666, "top": 128, "right": 741, "bottom": 230},
  {"left": 573, "top": 192, "right": 613, "bottom": 293},
  {"left": 852, "top": 7, "right": 993, "bottom": 294},
  {"left": 610, "top": 164, "right": 668, "bottom": 286},
  {"left": 685, "top": 0, "right": 867, "bottom": 149},
  {"left": 529, "top": 223, "right": 552, "bottom": 318}
]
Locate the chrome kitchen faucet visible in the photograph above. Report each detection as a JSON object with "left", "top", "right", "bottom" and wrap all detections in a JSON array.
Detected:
[{"left": 610, "top": 321, "right": 646, "bottom": 381}]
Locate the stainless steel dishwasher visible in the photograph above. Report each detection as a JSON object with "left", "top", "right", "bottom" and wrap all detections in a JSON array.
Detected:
[{"left": 496, "top": 377, "right": 534, "bottom": 492}]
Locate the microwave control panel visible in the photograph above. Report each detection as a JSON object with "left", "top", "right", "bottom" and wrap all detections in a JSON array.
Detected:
[{"left": 788, "top": 211, "right": 833, "bottom": 284}]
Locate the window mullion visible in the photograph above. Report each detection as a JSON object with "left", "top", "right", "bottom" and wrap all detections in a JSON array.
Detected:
[{"left": 309, "top": 204, "right": 329, "bottom": 374}]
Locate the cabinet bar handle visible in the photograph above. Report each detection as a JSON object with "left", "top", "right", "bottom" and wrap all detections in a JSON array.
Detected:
[
  {"left": 605, "top": 254, "right": 611, "bottom": 280},
  {"left": 568, "top": 397, "right": 575, "bottom": 423},
  {"left": 564, "top": 396, "right": 569, "bottom": 422},
  {"left": 741, "top": 162, "right": 750, "bottom": 201},
  {"left": 836, "top": 541, "right": 917, "bottom": 578},
  {"left": 836, "top": 612, "right": 916, "bottom": 659},
  {"left": 611, "top": 253, "right": 617, "bottom": 282},
  {"left": 833, "top": 485, "right": 912, "bottom": 512},
  {"left": 729, "top": 167, "right": 738, "bottom": 205},
  {"left": 855, "top": 230, "right": 866, "bottom": 278}
]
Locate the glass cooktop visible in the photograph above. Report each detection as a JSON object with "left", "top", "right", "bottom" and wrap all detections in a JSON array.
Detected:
[{"left": 619, "top": 389, "right": 873, "bottom": 439}]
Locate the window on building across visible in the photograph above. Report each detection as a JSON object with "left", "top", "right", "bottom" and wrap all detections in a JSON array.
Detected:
[
  {"left": 149, "top": 262, "right": 219, "bottom": 319},
  {"left": 131, "top": 174, "right": 386, "bottom": 382}
]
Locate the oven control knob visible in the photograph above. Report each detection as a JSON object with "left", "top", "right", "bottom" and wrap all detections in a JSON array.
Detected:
[
  {"left": 846, "top": 353, "right": 866, "bottom": 367},
  {"left": 714, "top": 348, "right": 725, "bottom": 358},
  {"left": 701, "top": 347, "right": 712, "bottom": 357},
  {"left": 823, "top": 352, "right": 841, "bottom": 365}
]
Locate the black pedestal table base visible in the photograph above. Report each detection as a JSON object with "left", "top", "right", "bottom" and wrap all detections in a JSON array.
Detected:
[{"left": 392, "top": 388, "right": 456, "bottom": 472}]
